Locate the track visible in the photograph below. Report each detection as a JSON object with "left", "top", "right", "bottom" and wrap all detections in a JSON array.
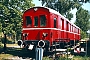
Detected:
[
  {"left": 5, "top": 45, "right": 63, "bottom": 60},
  {"left": 4, "top": 44, "right": 81, "bottom": 60}
]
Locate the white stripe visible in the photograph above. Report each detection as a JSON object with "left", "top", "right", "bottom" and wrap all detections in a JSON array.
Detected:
[
  {"left": 23, "top": 28, "right": 80, "bottom": 35},
  {"left": 23, "top": 28, "right": 60, "bottom": 30}
]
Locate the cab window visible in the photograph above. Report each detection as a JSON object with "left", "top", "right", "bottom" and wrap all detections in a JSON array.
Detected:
[
  {"left": 40, "top": 15, "right": 46, "bottom": 27},
  {"left": 34, "top": 16, "right": 38, "bottom": 27},
  {"left": 26, "top": 16, "right": 32, "bottom": 27}
]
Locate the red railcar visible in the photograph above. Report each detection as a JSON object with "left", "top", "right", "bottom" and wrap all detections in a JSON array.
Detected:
[{"left": 19, "top": 7, "right": 80, "bottom": 51}]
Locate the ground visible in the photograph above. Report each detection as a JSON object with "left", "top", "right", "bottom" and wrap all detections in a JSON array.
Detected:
[{"left": 0, "top": 44, "right": 90, "bottom": 60}]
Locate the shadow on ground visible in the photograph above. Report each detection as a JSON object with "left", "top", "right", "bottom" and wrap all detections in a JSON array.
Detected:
[{"left": 0, "top": 47, "right": 36, "bottom": 59}]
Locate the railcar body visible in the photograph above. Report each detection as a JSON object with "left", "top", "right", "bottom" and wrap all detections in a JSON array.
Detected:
[{"left": 20, "top": 7, "right": 80, "bottom": 51}]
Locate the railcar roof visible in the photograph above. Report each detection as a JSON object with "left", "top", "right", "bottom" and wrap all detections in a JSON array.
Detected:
[{"left": 28, "top": 6, "right": 80, "bottom": 29}]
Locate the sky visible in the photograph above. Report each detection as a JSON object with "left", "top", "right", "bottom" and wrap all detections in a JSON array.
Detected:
[
  {"left": 33, "top": 0, "right": 42, "bottom": 6},
  {"left": 33, "top": 0, "right": 90, "bottom": 23},
  {"left": 33, "top": 0, "right": 90, "bottom": 11},
  {"left": 82, "top": 2, "right": 90, "bottom": 11}
]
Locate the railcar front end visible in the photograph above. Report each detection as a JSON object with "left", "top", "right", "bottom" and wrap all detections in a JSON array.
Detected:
[{"left": 20, "top": 7, "right": 53, "bottom": 51}]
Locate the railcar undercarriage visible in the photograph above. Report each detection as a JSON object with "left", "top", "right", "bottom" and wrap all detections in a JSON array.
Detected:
[{"left": 18, "top": 39, "right": 79, "bottom": 52}]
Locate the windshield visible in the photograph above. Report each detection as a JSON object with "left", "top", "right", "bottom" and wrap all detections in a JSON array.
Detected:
[
  {"left": 26, "top": 16, "right": 32, "bottom": 27},
  {"left": 25, "top": 15, "right": 47, "bottom": 28},
  {"left": 40, "top": 15, "right": 46, "bottom": 27}
]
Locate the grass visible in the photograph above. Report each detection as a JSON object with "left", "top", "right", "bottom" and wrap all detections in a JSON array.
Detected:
[
  {"left": 43, "top": 56, "right": 90, "bottom": 60},
  {"left": 0, "top": 44, "right": 21, "bottom": 60},
  {"left": 43, "top": 57, "right": 52, "bottom": 60},
  {"left": 0, "top": 54, "right": 13, "bottom": 60},
  {"left": 1, "top": 44, "right": 18, "bottom": 46},
  {"left": 73, "top": 56, "right": 90, "bottom": 60},
  {"left": 0, "top": 42, "right": 3, "bottom": 48}
]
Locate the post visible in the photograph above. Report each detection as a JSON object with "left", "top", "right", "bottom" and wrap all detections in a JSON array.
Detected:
[
  {"left": 88, "top": 32, "right": 90, "bottom": 40},
  {"left": 36, "top": 48, "right": 43, "bottom": 60},
  {"left": 87, "top": 30, "right": 90, "bottom": 40},
  {"left": 66, "top": 42, "right": 68, "bottom": 60},
  {"left": 86, "top": 40, "right": 87, "bottom": 56},
  {"left": 55, "top": 41, "right": 57, "bottom": 60},
  {"left": 3, "top": 33, "right": 7, "bottom": 52},
  {"left": 86, "top": 30, "right": 90, "bottom": 56}
]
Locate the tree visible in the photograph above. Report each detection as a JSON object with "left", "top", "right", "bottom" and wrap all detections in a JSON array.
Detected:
[
  {"left": 80, "top": 30, "right": 87, "bottom": 39},
  {"left": 75, "top": 7, "right": 90, "bottom": 32},
  {"left": 88, "top": 15, "right": 90, "bottom": 35},
  {"left": 66, "top": 12, "right": 73, "bottom": 20},
  {"left": 0, "top": 0, "right": 35, "bottom": 42},
  {"left": 75, "top": 7, "right": 90, "bottom": 39},
  {"left": 39, "top": 0, "right": 82, "bottom": 20}
]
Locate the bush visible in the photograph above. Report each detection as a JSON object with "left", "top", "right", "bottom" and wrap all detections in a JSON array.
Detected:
[
  {"left": 43, "top": 57, "right": 50, "bottom": 60},
  {"left": 73, "top": 56, "right": 90, "bottom": 60},
  {"left": 1, "top": 37, "right": 14, "bottom": 44},
  {"left": 0, "top": 42, "right": 3, "bottom": 48},
  {"left": 80, "top": 30, "right": 87, "bottom": 39}
]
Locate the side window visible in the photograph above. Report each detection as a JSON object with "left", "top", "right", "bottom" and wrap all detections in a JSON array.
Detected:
[
  {"left": 54, "top": 18, "right": 56, "bottom": 28},
  {"left": 69, "top": 23, "right": 70, "bottom": 31},
  {"left": 61, "top": 18, "right": 64, "bottom": 30},
  {"left": 66, "top": 21, "right": 69, "bottom": 31},
  {"left": 71, "top": 25, "right": 72, "bottom": 32},
  {"left": 72, "top": 25, "right": 73, "bottom": 32},
  {"left": 34, "top": 16, "right": 38, "bottom": 27},
  {"left": 26, "top": 16, "right": 32, "bottom": 27},
  {"left": 40, "top": 15, "right": 46, "bottom": 27}
]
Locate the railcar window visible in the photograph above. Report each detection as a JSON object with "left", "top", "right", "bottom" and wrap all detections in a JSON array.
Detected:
[
  {"left": 54, "top": 18, "right": 56, "bottom": 28},
  {"left": 61, "top": 18, "right": 64, "bottom": 30},
  {"left": 40, "top": 15, "right": 46, "bottom": 27},
  {"left": 34, "top": 16, "right": 38, "bottom": 27},
  {"left": 66, "top": 21, "right": 69, "bottom": 31},
  {"left": 26, "top": 16, "right": 32, "bottom": 27}
]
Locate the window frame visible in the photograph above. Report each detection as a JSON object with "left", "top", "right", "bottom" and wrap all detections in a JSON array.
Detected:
[
  {"left": 26, "top": 16, "right": 32, "bottom": 27},
  {"left": 40, "top": 15, "right": 46, "bottom": 27}
]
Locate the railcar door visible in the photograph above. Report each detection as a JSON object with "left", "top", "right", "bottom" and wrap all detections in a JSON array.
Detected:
[
  {"left": 53, "top": 15, "right": 58, "bottom": 41},
  {"left": 66, "top": 21, "right": 69, "bottom": 42}
]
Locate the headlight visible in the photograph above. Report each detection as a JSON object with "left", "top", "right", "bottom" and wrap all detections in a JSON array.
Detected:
[
  {"left": 43, "top": 33, "right": 48, "bottom": 37},
  {"left": 23, "top": 33, "right": 28, "bottom": 37}
]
